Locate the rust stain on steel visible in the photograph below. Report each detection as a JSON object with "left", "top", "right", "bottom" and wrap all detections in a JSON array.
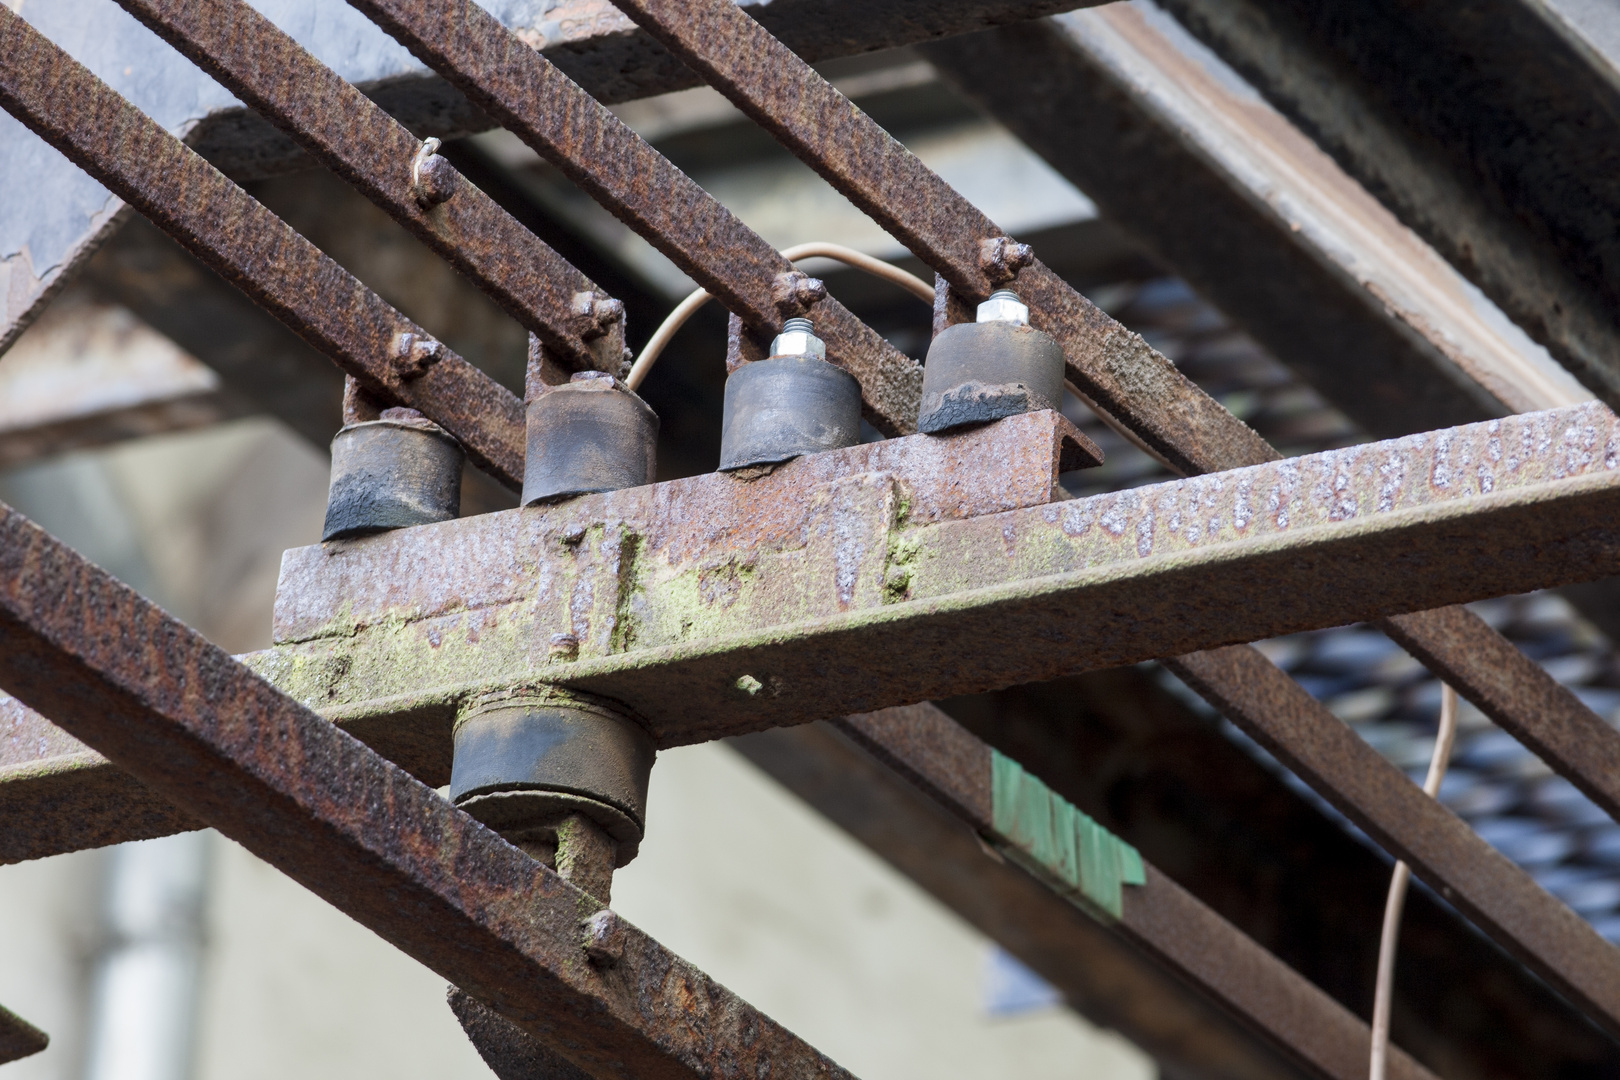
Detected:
[
  {"left": 113, "top": 0, "right": 624, "bottom": 375},
  {"left": 345, "top": 0, "right": 923, "bottom": 436},
  {"left": 0, "top": 501, "right": 858, "bottom": 1080},
  {"left": 254, "top": 404, "right": 1620, "bottom": 748},
  {"left": 0, "top": 1004, "right": 48, "bottom": 1066},
  {"left": 1166, "top": 644, "right": 1620, "bottom": 1041},
  {"left": 833, "top": 704, "right": 1436, "bottom": 1080},
  {"left": 608, "top": 0, "right": 1275, "bottom": 475},
  {"left": 0, "top": 10, "right": 526, "bottom": 487}
]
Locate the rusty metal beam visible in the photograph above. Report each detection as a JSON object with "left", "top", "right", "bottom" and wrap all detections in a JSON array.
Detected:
[
  {"left": 810, "top": 704, "right": 1436, "bottom": 1080},
  {"left": 1166, "top": 644, "right": 1620, "bottom": 1045},
  {"left": 343, "top": 0, "right": 924, "bottom": 437},
  {"left": 252, "top": 403, "right": 1620, "bottom": 747},
  {"left": 607, "top": 0, "right": 1274, "bottom": 476},
  {"left": 112, "top": 0, "right": 625, "bottom": 375},
  {"left": 0, "top": 1005, "right": 47, "bottom": 1066},
  {"left": 0, "top": 8, "right": 525, "bottom": 487},
  {"left": 0, "top": 499, "right": 861, "bottom": 1080}
]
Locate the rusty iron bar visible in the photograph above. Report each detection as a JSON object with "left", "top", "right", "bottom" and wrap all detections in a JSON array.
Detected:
[
  {"left": 0, "top": 9, "right": 526, "bottom": 487},
  {"left": 0, "top": 1005, "right": 47, "bottom": 1066},
  {"left": 0, "top": 498, "right": 858, "bottom": 1080},
  {"left": 343, "top": 0, "right": 923, "bottom": 437},
  {"left": 1166, "top": 645, "right": 1620, "bottom": 1043},
  {"left": 825, "top": 704, "right": 1438, "bottom": 1080},
  {"left": 110, "top": 0, "right": 626, "bottom": 375},
  {"left": 253, "top": 404, "right": 1620, "bottom": 746},
  {"left": 603, "top": 0, "right": 1620, "bottom": 847},
  {"left": 606, "top": 0, "right": 1275, "bottom": 476}
]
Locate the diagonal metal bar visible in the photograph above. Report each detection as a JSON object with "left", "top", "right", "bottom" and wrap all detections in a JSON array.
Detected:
[
  {"left": 0, "top": 8, "right": 525, "bottom": 487},
  {"left": 818, "top": 704, "right": 1439, "bottom": 1080},
  {"left": 343, "top": 0, "right": 922, "bottom": 437},
  {"left": 110, "top": 0, "right": 623, "bottom": 375},
  {"left": 1165, "top": 645, "right": 1620, "bottom": 1043},
  {"left": 0, "top": 498, "right": 856, "bottom": 1080},
  {"left": 607, "top": 0, "right": 1620, "bottom": 865},
  {"left": 605, "top": 0, "right": 1274, "bottom": 476},
  {"left": 0, "top": 1005, "right": 48, "bottom": 1065}
]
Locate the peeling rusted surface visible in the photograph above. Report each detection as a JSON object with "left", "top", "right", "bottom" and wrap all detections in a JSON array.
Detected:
[
  {"left": 0, "top": 501, "right": 858, "bottom": 1080},
  {"left": 608, "top": 0, "right": 1276, "bottom": 474},
  {"left": 345, "top": 0, "right": 922, "bottom": 436},
  {"left": 252, "top": 404, "right": 1620, "bottom": 748},
  {"left": 1166, "top": 644, "right": 1620, "bottom": 1040},
  {"left": 113, "top": 0, "right": 625, "bottom": 375},
  {"left": 0, "top": 1004, "right": 48, "bottom": 1065},
  {"left": 0, "top": 10, "right": 526, "bottom": 487},
  {"left": 824, "top": 705, "right": 1436, "bottom": 1080}
]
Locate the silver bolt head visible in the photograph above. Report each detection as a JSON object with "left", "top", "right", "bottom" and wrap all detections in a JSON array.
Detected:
[
  {"left": 976, "top": 294, "right": 1030, "bottom": 325},
  {"left": 770, "top": 328, "right": 827, "bottom": 361}
]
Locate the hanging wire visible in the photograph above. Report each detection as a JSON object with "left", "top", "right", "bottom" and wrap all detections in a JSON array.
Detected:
[
  {"left": 624, "top": 241, "right": 934, "bottom": 391},
  {"left": 1369, "top": 683, "right": 1459, "bottom": 1080}
]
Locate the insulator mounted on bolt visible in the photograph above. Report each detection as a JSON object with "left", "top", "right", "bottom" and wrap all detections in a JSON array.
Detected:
[
  {"left": 523, "top": 358, "right": 659, "bottom": 506},
  {"left": 916, "top": 289, "right": 1064, "bottom": 435},
  {"left": 449, "top": 687, "right": 656, "bottom": 870},
  {"left": 717, "top": 317, "right": 862, "bottom": 471},
  {"left": 322, "top": 404, "right": 464, "bottom": 542}
]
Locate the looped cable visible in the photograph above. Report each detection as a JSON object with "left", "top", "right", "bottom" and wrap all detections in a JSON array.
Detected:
[{"left": 625, "top": 242, "right": 933, "bottom": 391}]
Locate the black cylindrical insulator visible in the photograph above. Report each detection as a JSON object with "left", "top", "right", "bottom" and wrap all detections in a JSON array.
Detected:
[
  {"left": 322, "top": 412, "right": 463, "bottom": 541},
  {"left": 718, "top": 355, "right": 862, "bottom": 471},
  {"left": 450, "top": 689, "right": 656, "bottom": 865},
  {"left": 917, "top": 321, "right": 1066, "bottom": 434},
  {"left": 523, "top": 373, "right": 659, "bottom": 505}
]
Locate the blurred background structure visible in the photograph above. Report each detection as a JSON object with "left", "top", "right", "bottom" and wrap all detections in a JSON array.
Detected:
[{"left": 6, "top": 0, "right": 1620, "bottom": 1078}]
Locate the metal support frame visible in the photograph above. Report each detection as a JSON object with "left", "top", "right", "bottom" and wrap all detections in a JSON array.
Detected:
[
  {"left": 0, "top": 503, "right": 856, "bottom": 1080},
  {"left": 5, "top": 0, "right": 1620, "bottom": 1075}
]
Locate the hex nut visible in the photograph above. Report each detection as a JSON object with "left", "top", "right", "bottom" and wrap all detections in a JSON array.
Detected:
[
  {"left": 976, "top": 293, "right": 1030, "bottom": 326},
  {"left": 770, "top": 329, "right": 826, "bottom": 361}
]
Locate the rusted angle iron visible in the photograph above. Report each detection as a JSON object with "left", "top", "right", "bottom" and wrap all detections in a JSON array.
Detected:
[
  {"left": 343, "top": 0, "right": 922, "bottom": 436},
  {"left": 610, "top": 0, "right": 1620, "bottom": 865},
  {"left": 0, "top": 9, "right": 525, "bottom": 487},
  {"left": 109, "top": 0, "right": 626, "bottom": 377},
  {"left": 0, "top": 500, "right": 855, "bottom": 1080}
]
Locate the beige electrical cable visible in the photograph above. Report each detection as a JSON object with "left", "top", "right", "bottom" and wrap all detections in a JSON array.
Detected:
[
  {"left": 1369, "top": 682, "right": 1459, "bottom": 1080},
  {"left": 624, "top": 241, "right": 934, "bottom": 391}
]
